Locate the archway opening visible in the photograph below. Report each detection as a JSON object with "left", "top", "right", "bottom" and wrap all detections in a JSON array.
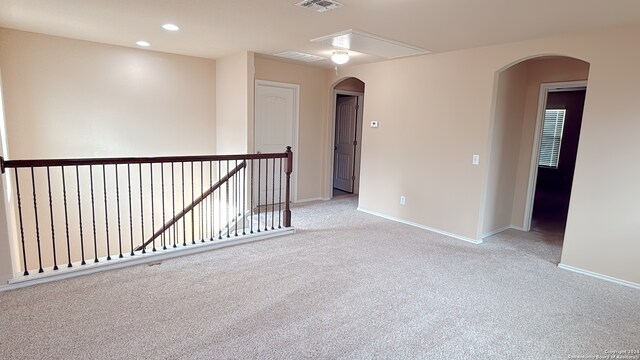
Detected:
[
  {"left": 330, "top": 77, "right": 365, "bottom": 198},
  {"left": 483, "top": 55, "right": 590, "bottom": 260}
]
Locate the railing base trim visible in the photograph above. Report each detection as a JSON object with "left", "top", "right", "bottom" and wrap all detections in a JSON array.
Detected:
[{"left": 1, "top": 227, "right": 296, "bottom": 292}]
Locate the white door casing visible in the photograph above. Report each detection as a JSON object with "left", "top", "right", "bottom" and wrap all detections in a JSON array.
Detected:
[
  {"left": 254, "top": 80, "right": 298, "bottom": 203},
  {"left": 523, "top": 80, "right": 587, "bottom": 231}
]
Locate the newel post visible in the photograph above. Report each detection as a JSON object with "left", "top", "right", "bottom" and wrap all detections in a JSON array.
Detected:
[{"left": 283, "top": 146, "right": 293, "bottom": 227}]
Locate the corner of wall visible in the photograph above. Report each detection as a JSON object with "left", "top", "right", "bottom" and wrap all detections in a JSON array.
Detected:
[
  {"left": 247, "top": 52, "right": 255, "bottom": 153},
  {"left": 0, "top": 174, "right": 17, "bottom": 283},
  {"left": 0, "top": 70, "right": 16, "bottom": 282}
]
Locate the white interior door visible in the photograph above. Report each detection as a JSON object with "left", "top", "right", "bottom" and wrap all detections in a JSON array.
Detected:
[
  {"left": 254, "top": 81, "right": 297, "bottom": 204},
  {"left": 333, "top": 96, "right": 359, "bottom": 193}
]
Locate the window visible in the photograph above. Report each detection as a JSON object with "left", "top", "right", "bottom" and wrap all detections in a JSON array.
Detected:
[{"left": 538, "top": 109, "right": 566, "bottom": 169}]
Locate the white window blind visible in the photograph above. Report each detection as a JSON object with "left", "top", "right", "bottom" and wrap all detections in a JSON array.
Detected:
[{"left": 539, "top": 109, "right": 566, "bottom": 168}]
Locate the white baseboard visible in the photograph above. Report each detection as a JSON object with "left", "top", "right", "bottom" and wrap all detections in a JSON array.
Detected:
[
  {"left": 295, "top": 197, "right": 324, "bottom": 204},
  {"left": 0, "top": 228, "right": 295, "bottom": 292},
  {"left": 482, "top": 225, "right": 525, "bottom": 239},
  {"left": 357, "top": 208, "right": 482, "bottom": 244},
  {"left": 558, "top": 263, "right": 640, "bottom": 290}
]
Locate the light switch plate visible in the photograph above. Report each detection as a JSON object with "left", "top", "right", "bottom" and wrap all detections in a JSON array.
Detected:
[{"left": 472, "top": 155, "right": 480, "bottom": 165}]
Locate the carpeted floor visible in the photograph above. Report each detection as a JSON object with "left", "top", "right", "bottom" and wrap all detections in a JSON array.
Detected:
[{"left": 0, "top": 196, "right": 638, "bottom": 359}]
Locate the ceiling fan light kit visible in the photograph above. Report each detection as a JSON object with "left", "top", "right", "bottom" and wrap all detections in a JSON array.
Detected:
[{"left": 331, "top": 50, "right": 350, "bottom": 65}]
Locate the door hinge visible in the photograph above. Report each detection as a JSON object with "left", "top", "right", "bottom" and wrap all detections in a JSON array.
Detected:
[
  {"left": 353, "top": 140, "right": 358, "bottom": 146},
  {"left": 352, "top": 175, "right": 356, "bottom": 180},
  {"left": 355, "top": 104, "right": 359, "bottom": 111}
]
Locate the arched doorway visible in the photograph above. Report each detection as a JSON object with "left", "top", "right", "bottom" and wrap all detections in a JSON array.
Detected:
[
  {"left": 482, "top": 55, "right": 590, "bottom": 256},
  {"left": 330, "top": 77, "right": 365, "bottom": 198}
]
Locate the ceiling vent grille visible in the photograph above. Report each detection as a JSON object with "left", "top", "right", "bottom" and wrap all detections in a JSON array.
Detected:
[
  {"left": 294, "top": 0, "right": 343, "bottom": 13},
  {"left": 274, "top": 51, "right": 326, "bottom": 62}
]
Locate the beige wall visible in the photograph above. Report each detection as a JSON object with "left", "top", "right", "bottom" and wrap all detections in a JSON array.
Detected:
[
  {"left": 481, "top": 61, "right": 528, "bottom": 236},
  {"left": 0, "top": 28, "right": 216, "bottom": 280},
  {"left": 330, "top": 24, "right": 640, "bottom": 284},
  {"left": 0, "top": 29, "right": 216, "bottom": 159},
  {"left": 254, "top": 56, "right": 329, "bottom": 201},
  {"left": 215, "top": 52, "right": 253, "bottom": 155},
  {"left": 559, "top": 27, "right": 640, "bottom": 284},
  {"left": 330, "top": 52, "right": 494, "bottom": 242}
]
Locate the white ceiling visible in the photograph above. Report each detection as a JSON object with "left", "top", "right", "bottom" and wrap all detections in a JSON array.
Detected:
[{"left": 1, "top": 0, "right": 640, "bottom": 67}]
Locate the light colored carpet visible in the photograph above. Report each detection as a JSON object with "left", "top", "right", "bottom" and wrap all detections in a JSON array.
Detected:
[{"left": 0, "top": 196, "right": 638, "bottom": 359}]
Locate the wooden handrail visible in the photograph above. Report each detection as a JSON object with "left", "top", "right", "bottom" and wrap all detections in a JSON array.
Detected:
[
  {"left": 2, "top": 147, "right": 293, "bottom": 275},
  {"left": 0, "top": 152, "right": 287, "bottom": 172},
  {"left": 134, "top": 160, "right": 247, "bottom": 251}
]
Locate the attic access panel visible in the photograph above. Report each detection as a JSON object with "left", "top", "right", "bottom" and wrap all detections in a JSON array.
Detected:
[{"left": 311, "top": 29, "right": 430, "bottom": 59}]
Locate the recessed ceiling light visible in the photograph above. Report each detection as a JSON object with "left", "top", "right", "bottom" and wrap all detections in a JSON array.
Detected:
[
  {"left": 136, "top": 41, "right": 151, "bottom": 47},
  {"left": 162, "top": 24, "right": 180, "bottom": 31}
]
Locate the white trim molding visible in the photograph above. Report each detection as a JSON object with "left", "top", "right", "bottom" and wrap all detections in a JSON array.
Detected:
[
  {"left": 294, "top": 197, "right": 325, "bottom": 204},
  {"left": 482, "top": 225, "right": 517, "bottom": 239},
  {"left": 558, "top": 263, "right": 640, "bottom": 290},
  {"left": 0, "top": 228, "right": 295, "bottom": 292},
  {"left": 357, "top": 208, "right": 483, "bottom": 244}
]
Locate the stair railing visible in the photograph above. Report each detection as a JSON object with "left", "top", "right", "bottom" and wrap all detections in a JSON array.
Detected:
[
  {"left": 134, "top": 160, "right": 246, "bottom": 252},
  {"left": 0, "top": 147, "right": 293, "bottom": 277}
]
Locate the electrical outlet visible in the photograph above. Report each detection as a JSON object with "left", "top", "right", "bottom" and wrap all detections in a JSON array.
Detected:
[{"left": 400, "top": 196, "right": 406, "bottom": 205}]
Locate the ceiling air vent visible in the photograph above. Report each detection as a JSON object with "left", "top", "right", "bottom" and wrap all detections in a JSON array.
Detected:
[
  {"left": 294, "top": 0, "right": 343, "bottom": 13},
  {"left": 274, "top": 51, "right": 326, "bottom": 62}
]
